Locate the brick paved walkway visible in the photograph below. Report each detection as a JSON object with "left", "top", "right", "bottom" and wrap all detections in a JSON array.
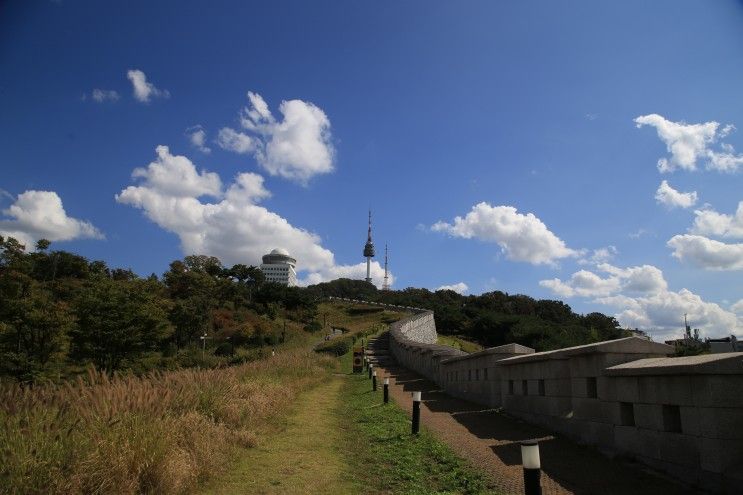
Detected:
[{"left": 369, "top": 340, "right": 699, "bottom": 494}]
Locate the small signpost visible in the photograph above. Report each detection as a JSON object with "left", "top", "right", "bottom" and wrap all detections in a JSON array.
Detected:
[{"left": 352, "top": 346, "right": 364, "bottom": 373}]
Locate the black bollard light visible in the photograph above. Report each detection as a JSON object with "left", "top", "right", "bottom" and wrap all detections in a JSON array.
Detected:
[
  {"left": 372, "top": 371, "right": 377, "bottom": 391},
  {"left": 411, "top": 391, "right": 421, "bottom": 434},
  {"left": 383, "top": 377, "right": 389, "bottom": 403},
  {"left": 368, "top": 363, "right": 373, "bottom": 380},
  {"left": 520, "top": 440, "right": 542, "bottom": 495}
]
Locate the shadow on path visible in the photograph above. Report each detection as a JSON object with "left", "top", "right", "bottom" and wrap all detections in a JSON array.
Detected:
[{"left": 376, "top": 361, "right": 699, "bottom": 495}]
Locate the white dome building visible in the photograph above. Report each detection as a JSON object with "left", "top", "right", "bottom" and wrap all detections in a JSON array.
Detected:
[{"left": 260, "top": 248, "right": 297, "bottom": 286}]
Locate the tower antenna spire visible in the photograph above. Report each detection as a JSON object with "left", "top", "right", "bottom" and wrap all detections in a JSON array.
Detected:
[
  {"left": 382, "top": 244, "right": 390, "bottom": 290},
  {"left": 363, "top": 209, "right": 375, "bottom": 283}
]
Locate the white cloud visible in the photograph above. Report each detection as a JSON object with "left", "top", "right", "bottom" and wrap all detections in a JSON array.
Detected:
[
  {"left": 629, "top": 228, "right": 650, "bottom": 239},
  {"left": 654, "top": 180, "right": 698, "bottom": 209},
  {"left": 185, "top": 125, "right": 211, "bottom": 154},
  {"left": 597, "top": 263, "right": 668, "bottom": 293},
  {"left": 596, "top": 289, "right": 739, "bottom": 340},
  {"left": 578, "top": 246, "right": 617, "bottom": 265},
  {"left": 87, "top": 89, "right": 119, "bottom": 103},
  {"left": 540, "top": 270, "right": 621, "bottom": 298},
  {"left": 667, "top": 234, "right": 743, "bottom": 270},
  {"left": 216, "top": 127, "right": 256, "bottom": 154},
  {"left": 436, "top": 282, "right": 469, "bottom": 294},
  {"left": 635, "top": 114, "right": 743, "bottom": 173},
  {"left": 691, "top": 202, "right": 743, "bottom": 239},
  {"left": 431, "top": 202, "right": 578, "bottom": 265},
  {"left": 539, "top": 263, "right": 665, "bottom": 299},
  {"left": 131, "top": 145, "right": 221, "bottom": 198},
  {"left": 126, "top": 69, "right": 170, "bottom": 103},
  {"left": 0, "top": 190, "right": 104, "bottom": 247},
  {"left": 117, "top": 147, "right": 390, "bottom": 286},
  {"left": 730, "top": 299, "right": 743, "bottom": 315},
  {"left": 219, "top": 91, "right": 335, "bottom": 184},
  {"left": 541, "top": 261, "right": 738, "bottom": 338}
]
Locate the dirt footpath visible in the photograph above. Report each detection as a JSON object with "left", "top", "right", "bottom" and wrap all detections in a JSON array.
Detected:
[{"left": 374, "top": 363, "right": 698, "bottom": 495}]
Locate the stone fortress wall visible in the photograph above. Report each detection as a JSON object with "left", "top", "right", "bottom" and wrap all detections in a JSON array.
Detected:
[{"left": 386, "top": 310, "right": 743, "bottom": 494}]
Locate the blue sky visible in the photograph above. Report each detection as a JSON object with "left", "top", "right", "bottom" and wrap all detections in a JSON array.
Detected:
[{"left": 2, "top": 0, "right": 743, "bottom": 338}]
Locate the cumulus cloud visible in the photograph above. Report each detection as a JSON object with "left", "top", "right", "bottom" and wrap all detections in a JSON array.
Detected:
[
  {"left": 635, "top": 114, "right": 743, "bottom": 173},
  {"left": 731, "top": 299, "right": 743, "bottom": 315},
  {"left": 691, "top": 201, "right": 743, "bottom": 238},
  {"left": 0, "top": 190, "right": 103, "bottom": 247},
  {"left": 539, "top": 263, "right": 665, "bottom": 299},
  {"left": 596, "top": 289, "right": 739, "bottom": 340},
  {"left": 185, "top": 125, "right": 211, "bottom": 154},
  {"left": 667, "top": 234, "right": 743, "bottom": 270},
  {"left": 436, "top": 282, "right": 469, "bottom": 294},
  {"left": 216, "top": 127, "right": 256, "bottom": 154},
  {"left": 117, "top": 146, "right": 390, "bottom": 287},
  {"left": 431, "top": 202, "right": 578, "bottom": 265},
  {"left": 218, "top": 91, "right": 335, "bottom": 184},
  {"left": 84, "top": 89, "right": 119, "bottom": 103},
  {"left": 654, "top": 180, "right": 698, "bottom": 209},
  {"left": 126, "top": 69, "right": 170, "bottom": 103},
  {"left": 541, "top": 261, "right": 738, "bottom": 338}
]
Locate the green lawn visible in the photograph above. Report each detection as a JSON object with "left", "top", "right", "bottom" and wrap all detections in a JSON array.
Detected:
[{"left": 338, "top": 353, "right": 493, "bottom": 494}]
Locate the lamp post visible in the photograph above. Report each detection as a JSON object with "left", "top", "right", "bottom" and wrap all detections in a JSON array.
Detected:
[
  {"left": 383, "top": 378, "right": 389, "bottom": 403},
  {"left": 412, "top": 391, "right": 421, "bottom": 434},
  {"left": 199, "top": 333, "right": 211, "bottom": 360},
  {"left": 368, "top": 363, "right": 373, "bottom": 380},
  {"left": 520, "top": 440, "right": 542, "bottom": 495},
  {"left": 372, "top": 371, "right": 377, "bottom": 391}
]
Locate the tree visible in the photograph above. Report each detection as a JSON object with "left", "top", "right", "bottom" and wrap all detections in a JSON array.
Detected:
[
  {"left": 0, "top": 284, "right": 73, "bottom": 382},
  {"left": 71, "top": 278, "right": 172, "bottom": 372}
]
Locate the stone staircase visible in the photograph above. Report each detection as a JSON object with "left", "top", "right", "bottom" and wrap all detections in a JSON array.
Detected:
[{"left": 365, "top": 331, "right": 394, "bottom": 367}]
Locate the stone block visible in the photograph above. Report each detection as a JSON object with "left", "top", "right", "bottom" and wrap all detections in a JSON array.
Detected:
[
  {"left": 573, "top": 397, "right": 608, "bottom": 422},
  {"left": 569, "top": 354, "right": 606, "bottom": 378},
  {"left": 637, "top": 375, "right": 694, "bottom": 406},
  {"left": 633, "top": 403, "right": 664, "bottom": 431},
  {"left": 693, "top": 376, "right": 743, "bottom": 408},
  {"left": 658, "top": 432, "right": 701, "bottom": 467},
  {"left": 699, "top": 407, "right": 743, "bottom": 440},
  {"left": 598, "top": 376, "right": 616, "bottom": 401},
  {"left": 572, "top": 419, "right": 614, "bottom": 447},
  {"left": 679, "top": 406, "right": 702, "bottom": 437},
  {"left": 700, "top": 437, "right": 743, "bottom": 474},
  {"left": 614, "top": 376, "right": 639, "bottom": 402},
  {"left": 615, "top": 425, "right": 650, "bottom": 458},
  {"left": 547, "top": 378, "right": 572, "bottom": 397},
  {"left": 546, "top": 396, "right": 574, "bottom": 417}
]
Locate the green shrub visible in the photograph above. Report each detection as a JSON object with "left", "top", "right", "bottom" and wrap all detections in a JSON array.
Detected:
[{"left": 315, "top": 336, "right": 353, "bottom": 356}]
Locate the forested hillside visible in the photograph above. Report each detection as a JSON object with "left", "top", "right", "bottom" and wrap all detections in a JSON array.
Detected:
[
  {"left": 0, "top": 235, "right": 627, "bottom": 384},
  {"left": 0, "top": 236, "right": 321, "bottom": 383},
  {"left": 307, "top": 280, "right": 629, "bottom": 352}
]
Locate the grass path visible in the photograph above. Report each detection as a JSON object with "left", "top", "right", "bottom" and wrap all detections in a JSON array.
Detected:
[{"left": 200, "top": 376, "right": 357, "bottom": 495}]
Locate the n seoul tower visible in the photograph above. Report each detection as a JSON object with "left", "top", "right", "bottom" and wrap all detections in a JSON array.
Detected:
[{"left": 363, "top": 210, "right": 375, "bottom": 283}]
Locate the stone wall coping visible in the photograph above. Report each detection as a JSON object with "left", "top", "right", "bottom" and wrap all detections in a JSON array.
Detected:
[
  {"left": 605, "top": 352, "right": 743, "bottom": 376},
  {"left": 494, "top": 336, "right": 673, "bottom": 366},
  {"left": 440, "top": 343, "right": 536, "bottom": 364}
]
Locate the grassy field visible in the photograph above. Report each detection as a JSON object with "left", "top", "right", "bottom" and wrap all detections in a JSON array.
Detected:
[
  {"left": 0, "top": 301, "right": 409, "bottom": 495},
  {"left": 1, "top": 302, "right": 493, "bottom": 495},
  {"left": 201, "top": 377, "right": 357, "bottom": 495},
  {"left": 338, "top": 352, "right": 492, "bottom": 494},
  {"left": 437, "top": 334, "right": 484, "bottom": 353}
]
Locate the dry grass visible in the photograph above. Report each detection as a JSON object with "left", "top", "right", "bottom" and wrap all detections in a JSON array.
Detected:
[{"left": 0, "top": 350, "right": 336, "bottom": 495}]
